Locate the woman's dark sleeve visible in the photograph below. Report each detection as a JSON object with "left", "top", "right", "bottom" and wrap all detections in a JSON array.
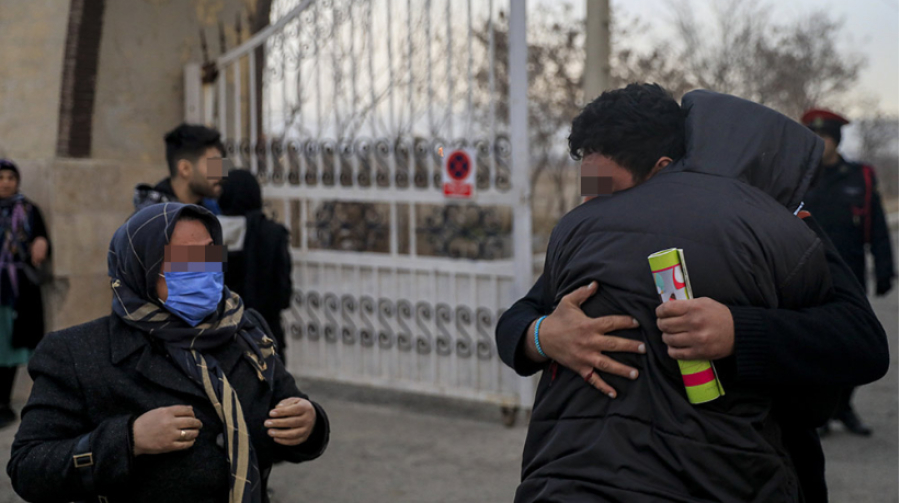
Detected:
[
  {"left": 30, "top": 203, "right": 51, "bottom": 255},
  {"left": 495, "top": 272, "right": 553, "bottom": 377},
  {"left": 8, "top": 332, "right": 134, "bottom": 502},
  {"left": 728, "top": 215, "right": 890, "bottom": 387},
  {"left": 268, "top": 358, "right": 330, "bottom": 463}
]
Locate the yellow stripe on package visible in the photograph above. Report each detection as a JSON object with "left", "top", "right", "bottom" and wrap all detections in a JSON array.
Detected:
[{"left": 648, "top": 248, "right": 725, "bottom": 405}]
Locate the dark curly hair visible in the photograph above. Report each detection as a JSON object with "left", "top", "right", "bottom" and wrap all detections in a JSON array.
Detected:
[{"left": 568, "top": 83, "right": 685, "bottom": 183}]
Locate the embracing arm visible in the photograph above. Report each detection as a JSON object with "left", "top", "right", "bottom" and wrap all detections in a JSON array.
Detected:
[
  {"left": 729, "top": 216, "right": 889, "bottom": 386},
  {"left": 495, "top": 271, "right": 643, "bottom": 397},
  {"left": 659, "top": 216, "right": 889, "bottom": 387},
  {"left": 495, "top": 272, "right": 552, "bottom": 377},
  {"left": 495, "top": 211, "right": 645, "bottom": 396},
  {"left": 7, "top": 333, "right": 134, "bottom": 502}
]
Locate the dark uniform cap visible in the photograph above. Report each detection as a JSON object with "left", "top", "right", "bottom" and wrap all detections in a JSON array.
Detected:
[
  {"left": 801, "top": 108, "right": 849, "bottom": 144},
  {"left": 801, "top": 108, "right": 850, "bottom": 128}
]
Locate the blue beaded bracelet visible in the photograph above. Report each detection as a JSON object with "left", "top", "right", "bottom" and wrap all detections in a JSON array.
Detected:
[{"left": 534, "top": 315, "right": 549, "bottom": 358}]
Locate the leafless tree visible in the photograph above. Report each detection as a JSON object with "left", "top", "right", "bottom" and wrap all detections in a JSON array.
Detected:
[
  {"left": 643, "top": 0, "right": 865, "bottom": 119},
  {"left": 472, "top": 4, "right": 587, "bottom": 224},
  {"left": 472, "top": 0, "right": 873, "bottom": 235},
  {"left": 855, "top": 116, "right": 899, "bottom": 202}
]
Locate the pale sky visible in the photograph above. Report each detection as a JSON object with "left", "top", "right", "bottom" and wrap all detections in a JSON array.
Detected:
[{"left": 605, "top": 0, "right": 900, "bottom": 117}]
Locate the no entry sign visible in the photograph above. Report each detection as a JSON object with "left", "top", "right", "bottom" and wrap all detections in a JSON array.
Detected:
[{"left": 442, "top": 149, "right": 476, "bottom": 199}]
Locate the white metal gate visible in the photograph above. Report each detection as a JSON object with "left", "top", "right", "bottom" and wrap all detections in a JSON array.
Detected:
[{"left": 202, "top": 0, "right": 533, "bottom": 412}]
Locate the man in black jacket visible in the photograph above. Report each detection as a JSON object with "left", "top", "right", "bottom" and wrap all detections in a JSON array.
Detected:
[
  {"left": 506, "top": 84, "right": 859, "bottom": 502},
  {"left": 801, "top": 108, "right": 894, "bottom": 436},
  {"left": 497, "top": 214, "right": 887, "bottom": 502},
  {"left": 802, "top": 109, "right": 894, "bottom": 297}
]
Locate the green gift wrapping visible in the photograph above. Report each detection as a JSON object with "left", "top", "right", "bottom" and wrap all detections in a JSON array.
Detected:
[{"left": 648, "top": 248, "right": 725, "bottom": 404}]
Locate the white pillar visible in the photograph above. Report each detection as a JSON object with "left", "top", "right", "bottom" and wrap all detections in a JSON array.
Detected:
[
  {"left": 184, "top": 62, "right": 203, "bottom": 123},
  {"left": 584, "top": 0, "right": 611, "bottom": 101},
  {"left": 508, "top": 0, "right": 535, "bottom": 408}
]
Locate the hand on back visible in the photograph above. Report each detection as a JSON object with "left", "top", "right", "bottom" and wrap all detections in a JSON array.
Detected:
[
  {"left": 530, "top": 283, "right": 737, "bottom": 398},
  {"left": 528, "top": 282, "right": 644, "bottom": 398}
]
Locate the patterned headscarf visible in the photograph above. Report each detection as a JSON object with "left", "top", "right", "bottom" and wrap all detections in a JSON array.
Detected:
[
  {"left": 0, "top": 158, "right": 30, "bottom": 304},
  {"left": 108, "top": 202, "right": 275, "bottom": 503},
  {"left": 0, "top": 194, "right": 29, "bottom": 303}
]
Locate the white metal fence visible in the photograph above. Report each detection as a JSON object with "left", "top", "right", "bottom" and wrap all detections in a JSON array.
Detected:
[{"left": 194, "top": 0, "right": 534, "bottom": 414}]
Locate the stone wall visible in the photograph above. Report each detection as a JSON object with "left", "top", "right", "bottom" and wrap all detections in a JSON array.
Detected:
[
  {"left": 1, "top": 0, "right": 263, "bottom": 332},
  {"left": 90, "top": 0, "right": 252, "bottom": 163},
  {"left": 0, "top": 0, "right": 70, "bottom": 159},
  {"left": 20, "top": 159, "right": 163, "bottom": 331}
]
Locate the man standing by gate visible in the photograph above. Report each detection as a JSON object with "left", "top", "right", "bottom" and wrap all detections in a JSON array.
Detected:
[
  {"left": 802, "top": 108, "right": 895, "bottom": 436},
  {"left": 133, "top": 124, "right": 226, "bottom": 215}
]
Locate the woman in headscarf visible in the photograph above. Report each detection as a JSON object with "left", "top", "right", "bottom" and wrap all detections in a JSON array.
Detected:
[
  {"left": 8, "top": 203, "right": 329, "bottom": 503},
  {"left": 217, "top": 169, "right": 292, "bottom": 361},
  {"left": 0, "top": 159, "right": 50, "bottom": 429}
]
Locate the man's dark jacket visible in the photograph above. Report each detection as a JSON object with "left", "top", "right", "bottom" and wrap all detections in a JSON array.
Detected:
[
  {"left": 8, "top": 313, "right": 329, "bottom": 503},
  {"left": 133, "top": 178, "right": 221, "bottom": 215},
  {"left": 517, "top": 91, "right": 832, "bottom": 503},
  {"left": 498, "top": 216, "right": 888, "bottom": 503}
]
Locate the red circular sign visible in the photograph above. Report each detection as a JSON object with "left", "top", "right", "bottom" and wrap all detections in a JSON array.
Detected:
[{"left": 447, "top": 151, "right": 471, "bottom": 181}]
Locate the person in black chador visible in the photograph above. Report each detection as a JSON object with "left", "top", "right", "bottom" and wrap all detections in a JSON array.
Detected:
[
  {"left": 133, "top": 123, "right": 225, "bottom": 215},
  {"left": 217, "top": 169, "right": 293, "bottom": 362},
  {"left": 801, "top": 108, "right": 895, "bottom": 437},
  {"left": 510, "top": 84, "right": 838, "bottom": 503}
]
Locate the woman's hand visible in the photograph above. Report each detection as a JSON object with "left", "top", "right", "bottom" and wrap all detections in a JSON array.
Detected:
[
  {"left": 30, "top": 237, "right": 48, "bottom": 267},
  {"left": 132, "top": 405, "right": 202, "bottom": 456},
  {"left": 265, "top": 397, "right": 316, "bottom": 446}
]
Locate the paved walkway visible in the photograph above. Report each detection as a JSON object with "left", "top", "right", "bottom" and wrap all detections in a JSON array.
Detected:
[{"left": 0, "top": 286, "right": 895, "bottom": 502}]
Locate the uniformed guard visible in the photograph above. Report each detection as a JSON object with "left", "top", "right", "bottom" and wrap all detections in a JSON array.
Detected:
[{"left": 802, "top": 108, "right": 895, "bottom": 437}]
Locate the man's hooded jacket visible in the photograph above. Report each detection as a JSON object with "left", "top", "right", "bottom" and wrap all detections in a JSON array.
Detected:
[{"left": 516, "top": 91, "right": 832, "bottom": 503}]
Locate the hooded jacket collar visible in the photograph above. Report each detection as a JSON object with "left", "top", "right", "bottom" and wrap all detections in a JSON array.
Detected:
[{"left": 666, "top": 90, "right": 824, "bottom": 211}]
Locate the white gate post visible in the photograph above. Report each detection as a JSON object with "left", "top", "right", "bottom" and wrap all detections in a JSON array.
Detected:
[
  {"left": 508, "top": 0, "right": 534, "bottom": 407},
  {"left": 184, "top": 62, "right": 202, "bottom": 123}
]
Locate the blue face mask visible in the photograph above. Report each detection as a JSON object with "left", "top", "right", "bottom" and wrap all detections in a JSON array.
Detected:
[{"left": 160, "top": 271, "right": 224, "bottom": 327}]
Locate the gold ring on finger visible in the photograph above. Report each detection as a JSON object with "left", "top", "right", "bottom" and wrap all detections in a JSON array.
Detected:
[{"left": 180, "top": 429, "right": 187, "bottom": 440}]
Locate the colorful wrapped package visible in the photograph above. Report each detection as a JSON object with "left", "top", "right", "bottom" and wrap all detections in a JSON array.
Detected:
[{"left": 648, "top": 248, "right": 725, "bottom": 404}]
